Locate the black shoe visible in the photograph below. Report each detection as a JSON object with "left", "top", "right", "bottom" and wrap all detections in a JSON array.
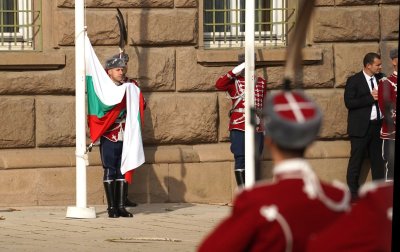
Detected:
[
  {"left": 116, "top": 180, "right": 133, "bottom": 218},
  {"left": 234, "top": 170, "right": 245, "bottom": 187},
  {"left": 124, "top": 181, "right": 138, "bottom": 207},
  {"left": 125, "top": 198, "right": 138, "bottom": 207},
  {"left": 103, "top": 181, "right": 119, "bottom": 218}
]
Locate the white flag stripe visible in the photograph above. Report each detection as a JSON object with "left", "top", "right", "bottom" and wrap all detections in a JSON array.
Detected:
[
  {"left": 273, "top": 93, "right": 315, "bottom": 123},
  {"left": 84, "top": 35, "right": 145, "bottom": 173},
  {"left": 85, "top": 35, "right": 125, "bottom": 105}
]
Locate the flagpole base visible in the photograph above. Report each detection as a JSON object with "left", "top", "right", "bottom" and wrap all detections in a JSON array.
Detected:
[{"left": 66, "top": 206, "right": 96, "bottom": 219}]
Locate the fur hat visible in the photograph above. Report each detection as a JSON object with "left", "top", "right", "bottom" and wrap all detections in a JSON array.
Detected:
[
  {"left": 263, "top": 91, "right": 322, "bottom": 149},
  {"left": 105, "top": 57, "right": 126, "bottom": 70},
  {"left": 389, "top": 48, "right": 398, "bottom": 59},
  {"left": 112, "top": 53, "right": 129, "bottom": 63}
]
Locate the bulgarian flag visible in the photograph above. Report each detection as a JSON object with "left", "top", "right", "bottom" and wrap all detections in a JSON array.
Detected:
[{"left": 84, "top": 35, "right": 145, "bottom": 183}]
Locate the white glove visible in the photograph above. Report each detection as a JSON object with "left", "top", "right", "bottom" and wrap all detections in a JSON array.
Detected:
[{"left": 232, "top": 63, "right": 245, "bottom": 75}]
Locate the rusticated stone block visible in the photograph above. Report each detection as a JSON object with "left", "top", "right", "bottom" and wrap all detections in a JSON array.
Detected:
[
  {"left": 313, "top": 7, "right": 379, "bottom": 42},
  {"left": 144, "top": 145, "right": 200, "bottom": 164},
  {"left": 0, "top": 67, "right": 74, "bottom": 95},
  {"left": 176, "top": 47, "right": 232, "bottom": 91},
  {"left": 175, "top": 0, "right": 197, "bottom": 7},
  {"left": 315, "top": 0, "right": 334, "bottom": 5},
  {"left": 306, "top": 89, "right": 348, "bottom": 139},
  {"left": 57, "top": 0, "right": 174, "bottom": 8},
  {"left": 263, "top": 45, "right": 333, "bottom": 89},
  {"left": 0, "top": 97, "right": 34, "bottom": 148},
  {"left": 217, "top": 92, "right": 232, "bottom": 142},
  {"left": 57, "top": 10, "right": 119, "bottom": 46},
  {"left": 310, "top": 158, "right": 371, "bottom": 186},
  {"left": 168, "top": 162, "right": 234, "bottom": 204},
  {"left": 142, "top": 93, "right": 218, "bottom": 144},
  {"left": 36, "top": 96, "right": 75, "bottom": 147},
  {"left": 380, "top": 5, "right": 400, "bottom": 40},
  {"left": 381, "top": 0, "right": 400, "bottom": 3},
  {"left": 0, "top": 166, "right": 103, "bottom": 206},
  {"left": 125, "top": 47, "right": 175, "bottom": 91},
  {"left": 334, "top": 43, "right": 380, "bottom": 87},
  {"left": 303, "top": 44, "right": 335, "bottom": 88},
  {"left": 263, "top": 66, "right": 285, "bottom": 89},
  {"left": 193, "top": 143, "right": 233, "bottom": 162},
  {"left": 129, "top": 164, "right": 169, "bottom": 203},
  {"left": 37, "top": 166, "right": 104, "bottom": 206},
  {"left": 335, "top": 0, "right": 380, "bottom": 5},
  {"left": 128, "top": 9, "right": 197, "bottom": 45},
  {"left": 0, "top": 169, "right": 40, "bottom": 206},
  {"left": 306, "top": 140, "right": 350, "bottom": 158},
  {"left": 88, "top": 46, "right": 176, "bottom": 91}
]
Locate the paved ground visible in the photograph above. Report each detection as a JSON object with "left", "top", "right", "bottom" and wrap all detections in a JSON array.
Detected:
[{"left": 0, "top": 203, "right": 230, "bottom": 252}]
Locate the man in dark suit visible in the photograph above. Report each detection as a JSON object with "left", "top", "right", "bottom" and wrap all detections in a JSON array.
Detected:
[{"left": 344, "top": 52, "right": 385, "bottom": 201}]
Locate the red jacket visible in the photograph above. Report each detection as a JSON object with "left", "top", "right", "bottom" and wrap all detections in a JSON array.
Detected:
[
  {"left": 102, "top": 79, "right": 145, "bottom": 142},
  {"left": 378, "top": 72, "right": 397, "bottom": 140},
  {"left": 198, "top": 159, "right": 350, "bottom": 252},
  {"left": 215, "top": 71, "right": 267, "bottom": 132},
  {"left": 307, "top": 181, "right": 393, "bottom": 252}
]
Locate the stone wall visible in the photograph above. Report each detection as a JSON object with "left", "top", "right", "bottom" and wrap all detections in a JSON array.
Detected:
[{"left": 0, "top": 0, "right": 398, "bottom": 206}]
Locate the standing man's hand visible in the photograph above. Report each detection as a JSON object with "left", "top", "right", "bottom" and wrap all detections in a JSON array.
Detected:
[
  {"left": 371, "top": 89, "right": 378, "bottom": 100},
  {"left": 232, "top": 63, "right": 245, "bottom": 76}
]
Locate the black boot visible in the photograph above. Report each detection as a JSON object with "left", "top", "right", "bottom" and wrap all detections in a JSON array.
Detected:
[
  {"left": 116, "top": 180, "right": 133, "bottom": 217},
  {"left": 103, "top": 181, "right": 119, "bottom": 218},
  {"left": 234, "top": 170, "right": 245, "bottom": 187},
  {"left": 124, "top": 181, "right": 138, "bottom": 207}
]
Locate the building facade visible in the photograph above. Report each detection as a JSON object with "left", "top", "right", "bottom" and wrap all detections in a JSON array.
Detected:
[{"left": 0, "top": 0, "right": 398, "bottom": 206}]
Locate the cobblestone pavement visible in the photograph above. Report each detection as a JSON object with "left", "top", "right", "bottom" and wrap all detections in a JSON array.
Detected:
[{"left": 0, "top": 203, "right": 230, "bottom": 252}]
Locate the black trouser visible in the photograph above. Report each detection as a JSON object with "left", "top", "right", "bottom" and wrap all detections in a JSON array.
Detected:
[
  {"left": 100, "top": 137, "right": 124, "bottom": 181},
  {"left": 347, "top": 121, "right": 385, "bottom": 196}
]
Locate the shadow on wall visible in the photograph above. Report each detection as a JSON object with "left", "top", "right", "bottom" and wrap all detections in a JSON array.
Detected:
[{"left": 125, "top": 8, "right": 191, "bottom": 211}]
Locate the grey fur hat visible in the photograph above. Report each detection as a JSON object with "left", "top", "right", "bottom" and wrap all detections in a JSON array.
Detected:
[
  {"left": 389, "top": 48, "right": 398, "bottom": 59},
  {"left": 105, "top": 57, "right": 126, "bottom": 69},
  {"left": 112, "top": 53, "right": 129, "bottom": 63},
  {"left": 263, "top": 90, "right": 322, "bottom": 149}
]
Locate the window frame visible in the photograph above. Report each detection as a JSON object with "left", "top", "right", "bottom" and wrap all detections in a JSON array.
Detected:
[
  {"left": 200, "top": 0, "right": 296, "bottom": 49},
  {"left": 0, "top": 0, "right": 42, "bottom": 51}
]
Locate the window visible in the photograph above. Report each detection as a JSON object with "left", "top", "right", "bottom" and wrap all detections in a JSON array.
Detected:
[
  {"left": 0, "top": 0, "right": 41, "bottom": 51},
  {"left": 202, "top": 0, "right": 295, "bottom": 49}
]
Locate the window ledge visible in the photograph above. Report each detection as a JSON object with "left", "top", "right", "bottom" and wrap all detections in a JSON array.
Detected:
[
  {"left": 196, "top": 47, "right": 323, "bottom": 66},
  {"left": 0, "top": 52, "right": 66, "bottom": 70}
]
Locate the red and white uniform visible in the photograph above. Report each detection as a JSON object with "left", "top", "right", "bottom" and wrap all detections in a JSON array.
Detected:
[
  {"left": 307, "top": 181, "right": 393, "bottom": 252},
  {"left": 198, "top": 159, "right": 350, "bottom": 252},
  {"left": 102, "top": 78, "right": 145, "bottom": 142},
  {"left": 215, "top": 71, "right": 267, "bottom": 132},
  {"left": 378, "top": 71, "right": 397, "bottom": 140}
]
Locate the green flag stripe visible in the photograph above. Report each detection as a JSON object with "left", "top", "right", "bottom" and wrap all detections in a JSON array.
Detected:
[{"left": 86, "top": 75, "right": 125, "bottom": 118}]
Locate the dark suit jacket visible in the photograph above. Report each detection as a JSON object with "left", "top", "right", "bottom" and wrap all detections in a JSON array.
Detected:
[{"left": 344, "top": 71, "right": 383, "bottom": 137}]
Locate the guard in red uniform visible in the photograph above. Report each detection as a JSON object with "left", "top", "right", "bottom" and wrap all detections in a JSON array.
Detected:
[
  {"left": 110, "top": 53, "right": 146, "bottom": 207},
  {"left": 198, "top": 90, "right": 351, "bottom": 252},
  {"left": 378, "top": 48, "right": 397, "bottom": 181},
  {"left": 215, "top": 54, "right": 267, "bottom": 186},
  {"left": 307, "top": 181, "right": 393, "bottom": 252},
  {"left": 100, "top": 57, "right": 136, "bottom": 218}
]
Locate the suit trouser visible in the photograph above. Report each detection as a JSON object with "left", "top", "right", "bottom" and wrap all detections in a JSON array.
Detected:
[{"left": 347, "top": 121, "right": 385, "bottom": 196}]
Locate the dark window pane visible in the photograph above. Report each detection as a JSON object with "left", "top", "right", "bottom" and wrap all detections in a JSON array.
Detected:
[
  {"left": 204, "top": 0, "right": 231, "bottom": 33},
  {"left": 2, "top": 0, "right": 18, "bottom": 33},
  {"left": 240, "top": 0, "right": 271, "bottom": 32}
]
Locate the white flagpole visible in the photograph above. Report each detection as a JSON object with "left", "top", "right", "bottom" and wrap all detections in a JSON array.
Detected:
[
  {"left": 244, "top": 0, "right": 256, "bottom": 188},
  {"left": 66, "top": 0, "right": 96, "bottom": 219}
]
